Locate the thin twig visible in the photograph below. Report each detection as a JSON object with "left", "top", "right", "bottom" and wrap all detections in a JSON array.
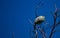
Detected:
[
  {"left": 38, "top": 27, "right": 46, "bottom": 38},
  {"left": 33, "top": 23, "right": 38, "bottom": 38}
]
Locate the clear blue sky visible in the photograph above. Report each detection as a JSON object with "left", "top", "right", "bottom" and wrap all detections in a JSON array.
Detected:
[{"left": 0, "top": 0, "right": 60, "bottom": 38}]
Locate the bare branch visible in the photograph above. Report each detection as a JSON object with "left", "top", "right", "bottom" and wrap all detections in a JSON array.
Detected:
[
  {"left": 35, "top": 30, "right": 38, "bottom": 38},
  {"left": 49, "top": 4, "right": 57, "bottom": 38},
  {"left": 38, "top": 27, "right": 46, "bottom": 38},
  {"left": 52, "top": 28, "right": 60, "bottom": 34},
  {"left": 54, "top": 4, "right": 60, "bottom": 17},
  {"left": 28, "top": 18, "right": 33, "bottom": 25},
  {"left": 56, "top": 21, "right": 60, "bottom": 26},
  {"left": 49, "top": 4, "right": 60, "bottom": 38},
  {"left": 53, "top": 30, "right": 57, "bottom": 33}
]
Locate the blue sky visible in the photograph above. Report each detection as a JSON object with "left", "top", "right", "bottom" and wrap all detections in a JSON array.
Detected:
[{"left": 0, "top": 0, "right": 60, "bottom": 38}]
